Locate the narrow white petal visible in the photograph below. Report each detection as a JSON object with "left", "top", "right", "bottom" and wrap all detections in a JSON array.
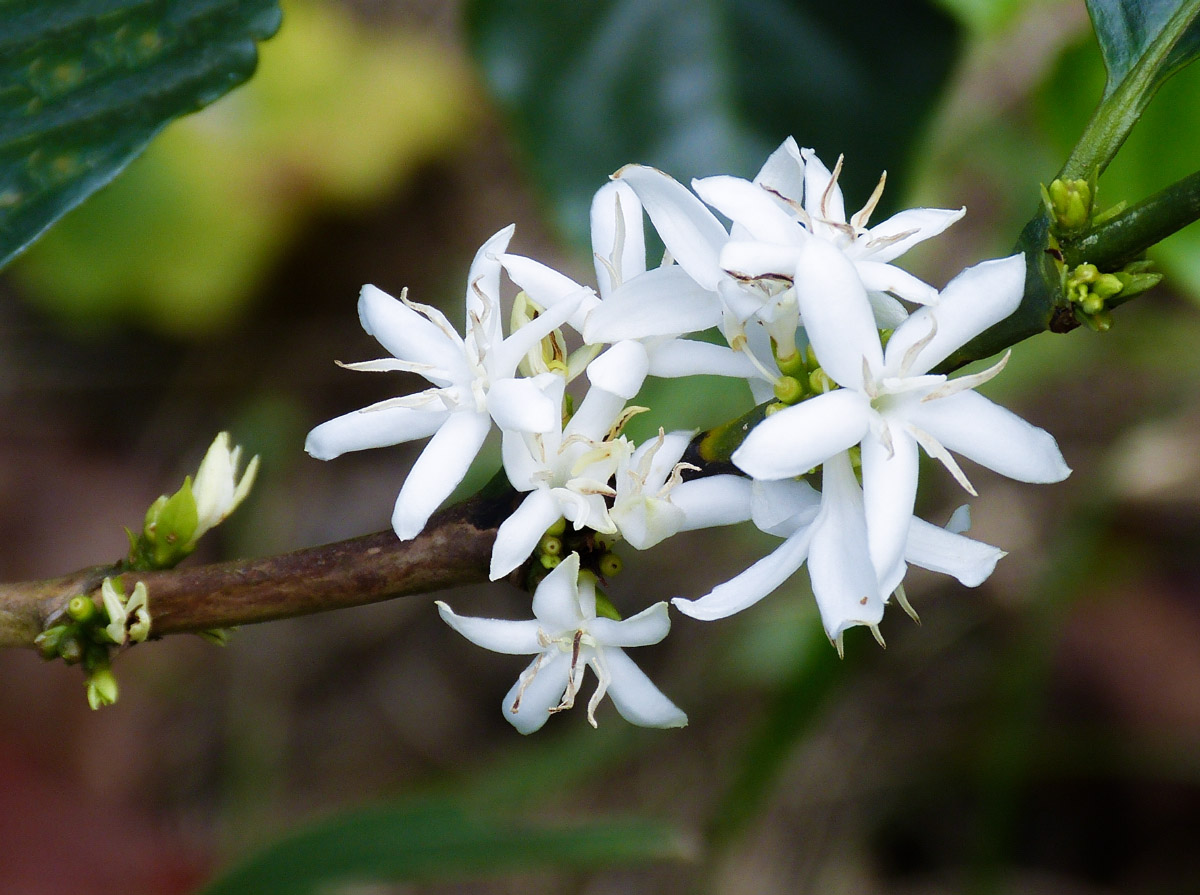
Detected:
[
  {"left": 487, "top": 377, "right": 560, "bottom": 434},
  {"left": 861, "top": 427, "right": 919, "bottom": 586},
  {"left": 591, "top": 180, "right": 647, "bottom": 293},
  {"left": 436, "top": 602, "right": 545, "bottom": 654},
  {"left": 905, "top": 390, "right": 1071, "bottom": 483},
  {"left": 305, "top": 405, "right": 447, "bottom": 460},
  {"left": 672, "top": 475, "right": 754, "bottom": 530},
  {"left": 393, "top": 411, "right": 491, "bottom": 540},
  {"left": 500, "top": 254, "right": 599, "bottom": 334},
  {"left": 885, "top": 254, "right": 1025, "bottom": 375},
  {"left": 615, "top": 165, "right": 728, "bottom": 291},
  {"left": 693, "top": 175, "right": 807, "bottom": 245},
  {"left": 465, "top": 225, "right": 515, "bottom": 349},
  {"left": 583, "top": 266, "right": 722, "bottom": 343},
  {"left": 564, "top": 385, "right": 625, "bottom": 443},
  {"left": 501, "top": 429, "right": 543, "bottom": 491},
  {"left": 793, "top": 239, "right": 883, "bottom": 389},
  {"left": 636, "top": 429, "right": 692, "bottom": 488},
  {"left": 591, "top": 601, "right": 671, "bottom": 648},
  {"left": 490, "top": 488, "right": 564, "bottom": 580},
  {"left": 867, "top": 291, "right": 910, "bottom": 329},
  {"left": 733, "top": 390, "right": 872, "bottom": 481},
  {"left": 502, "top": 650, "right": 572, "bottom": 734},
  {"left": 720, "top": 240, "right": 801, "bottom": 281},
  {"left": 800, "top": 148, "right": 846, "bottom": 224},
  {"left": 856, "top": 260, "right": 939, "bottom": 305},
  {"left": 493, "top": 286, "right": 584, "bottom": 376},
  {"left": 807, "top": 452, "right": 884, "bottom": 640},
  {"left": 531, "top": 551, "right": 585, "bottom": 630},
  {"left": 863, "top": 207, "right": 965, "bottom": 263},
  {"left": 753, "top": 137, "right": 805, "bottom": 203},
  {"left": 905, "top": 517, "right": 1005, "bottom": 586},
  {"left": 673, "top": 523, "right": 814, "bottom": 620},
  {"left": 357, "top": 284, "right": 466, "bottom": 375},
  {"left": 646, "top": 338, "right": 759, "bottom": 379},
  {"left": 597, "top": 647, "right": 687, "bottom": 728},
  {"left": 750, "top": 478, "right": 821, "bottom": 536},
  {"left": 587, "top": 341, "right": 650, "bottom": 399}
]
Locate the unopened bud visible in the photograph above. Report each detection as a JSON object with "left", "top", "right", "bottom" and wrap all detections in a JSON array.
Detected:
[
  {"left": 773, "top": 375, "right": 805, "bottom": 404},
  {"left": 538, "top": 534, "right": 563, "bottom": 557},
  {"left": 1047, "top": 178, "right": 1092, "bottom": 233},
  {"left": 540, "top": 554, "right": 561, "bottom": 570},
  {"left": 544, "top": 517, "right": 567, "bottom": 537},
  {"left": 35, "top": 625, "right": 68, "bottom": 660},
  {"left": 1092, "top": 274, "right": 1123, "bottom": 299},
  {"left": 67, "top": 595, "right": 96, "bottom": 624},
  {"left": 1081, "top": 294, "right": 1105, "bottom": 315},
  {"left": 86, "top": 668, "right": 119, "bottom": 710},
  {"left": 598, "top": 553, "right": 623, "bottom": 577}
]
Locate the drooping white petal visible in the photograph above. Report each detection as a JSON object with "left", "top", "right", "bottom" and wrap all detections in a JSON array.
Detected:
[
  {"left": 807, "top": 452, "right": 884, "bottom": 640},
  {"left": 591, "top": 601, "right": 671, "bottom": 648},
  {"left": 885, "top": 254, "right": 1025, "bottom": 375},
  {"left": 615, "top": 165, "right": 728, "bottom": 291},
  {"left": 733, "top": 389, "right": 872, "bottom": 481},
  {"left": 861, "top": 206, "right": 965, "bottom": 263},
  {"left": 531, "top": 552, "right": 585, "bottom": 630},
  {"left": 693, "top": 175, "right": 807, "bottom": 245},
  {"left": 591, "top": 180, "right": 647, "bottom": 294},
  {"left": 672, "top": 475, "right": 754, "bottom": 530},
  {"left": 597, "top": 647, "right": 687, "bottom": 728},
  {"left": 856, "top": 260, "right": 939, "bottom": 305},
  {"left": 499, "top": 253, "right": 598, "bottom": 332},
  {"left": 490, "top": 488, "right": 564, "bottom": 580},
  {"left": 861, "top": 426, "right": 920, "bottom": 586},
  {"left": 793, "top": 239, "right": 883, "bottom": 389},
  {"left": 583, "top": 265, "right": 723, "bottom": 343},
  {"left": 645, "top": 338, "right": 760, "bottom": 380},
  {"left": 436, "top": 602, "right": 546, "bottom": 654},
  {"left": 502, "top": 650, "right": 573, "bottom": 734},
  {"left": 357, "top": 285, "right": 466, "bottom": 376},
  {"left": 465, "top": 225, "right": 515, "bottom": 350},
  {"left": 904, "top": 390, "right": 1071, "bottom": 483},
  {"left": 305, "top": 405, "right": 448, "bottom": 460},
  {"left": 800, "top": 148, "right": 846, "bottom": 224},
  {"left": 587, "top": 340, "right": 650, "bottom": 399},
  {"left": 905, "top": 517, "right": 1005, "bottom": 586},
  {"left": 487, "top": 376, "right": 560, "bottom": 434},
  {"left": 750, "top": 478, "right": 821, "bottom": 536},
  {"left": 673, "top": 523, "right": 815, "bottom": 621},
  {"left": 393, "top": 411, "right": 491, "bottom": 540}
]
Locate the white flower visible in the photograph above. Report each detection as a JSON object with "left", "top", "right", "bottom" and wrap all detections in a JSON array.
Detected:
[
  {"left": 100, "top": 578, "right": 151, "bottom": 645},
  {"left": 674, "top": 452, "right": 1007, "bottom": 648},
  {"left": 305, "top": 226, "right": 582, "bottom": 540},
  {"left": 732, "top": 242, "right": 1070, "bottom": 593},
  {"left": 437, "top": 552, "right": 687, "bottom": 733},
  {"left": 191, "top": 432, "right": 259, "bottom": 545}
]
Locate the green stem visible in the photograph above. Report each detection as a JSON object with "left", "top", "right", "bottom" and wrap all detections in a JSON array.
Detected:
[
  {"left": 1060, "top": 0, "right": 1200, "bottom": 181},
  {"left": 1066, "top": 168, "right": 1200, "bottom": 269}
]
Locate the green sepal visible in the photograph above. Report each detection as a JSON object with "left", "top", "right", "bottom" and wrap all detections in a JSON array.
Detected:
[{"left": 593, "top": 591, "right": 622, "bottom": 621}]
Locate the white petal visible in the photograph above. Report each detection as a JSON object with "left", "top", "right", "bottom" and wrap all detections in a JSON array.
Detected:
[
  {"left": 465, "top": 225, "right": 515, "bottom": 349},
  {"left": 905, "top": 390, "right": 1071, "bottom": 483},
  {"left": 305, "top": 406, "right": 448, "bottom": 460},
  {"left": 867, "top": 291, "right": 910, "bottom": 329},
  {"left": 615, "top": 165, "right": 728, "bottom": 291},
  {"left": 634, "top": 429, "right": 691, "bottom": 488},
  {"left": 531, "top": 551, "right": 585, "bottom": 630},
  {"left": 693, "top": 175, "right": 807, "bottom": 245},
  {"left": 750, "top": 478, "right": 821, "bottom": 536},
  {"left": 807, "top": 452, "right": 884, "bottom": 640},
  {"left": 885, "top": 254, "right": 1025, "bottom": 375},
  {"left": 502, "top": 650, "right": 572, "bottom": 734},
  {"left": 436, "top": 602, "right": 545, "bottom": 654},
  {"left": 856, "top": 260, "right": 938, "bottom": 305},
  {"left": 596, "top": 647, "right": 687, "bottom": 728},
  {"left": 793, "top": 239, "right": 883, "bottom": 389},
  {"left": 672, "top": 475, "right": 754, "bottom": 530},
  {"left": 501, "top": 429, "right": 542, "bottom": 491},
  {"left": 612, "top": 496, "right": 686, "bottom": 549},
  {"left": 563, "top": 385, "right": 625, "bottom": 443},
  {"left": 583, "top": 266, "right": 722, "bottom": 343},
  {"left": 800, "top": 148, "right": 846, "bottom": 224},
  {"left": 732, "top": 389, "right": 872, "bottom": 481},
  {"left": 753, "top": 136, "right": 805, "bottom": 203},
  {"left": 591, "top": 601, "right": 671, "bottom": 648},
  {"left": 719, "top": 240, "right": 801, "bottom": 280},
  {"left": 490, "top": 488, "right": 564, "bottom": 580},
  {"left": 863, "top": 207, "right": 965, "bottom": 263},
  {"left": 673, "top": 523, "right": 814, "bottom": 620},
  {"left": 591, "top": 180, "right": 646, "bottom": 294},
  {"left": 487, "top": 377, "right": 559, "bottom": 433},
  {"left": 905, "top": 517, "right": 1005, "bottom": 586},
  {"left": 358, "top": 284, "right": 465, "bottom": 375},
  {"left": 500, "top": 253, "right": 599, "bottom": 332},
  {"left": 493, "top": 289, "right": 584, "bottom": 376},
  {"left": 861, "top": 426, "right": 919, "bottom": 586},
  {"left": 393, "top": 411, "right": 491, "bottom": 540},
  {"left": 645, "top": 338, "right": 759, "bottom": 380},
  {"left": 587, "top": 340, "right": 650, "bottom": 399}
]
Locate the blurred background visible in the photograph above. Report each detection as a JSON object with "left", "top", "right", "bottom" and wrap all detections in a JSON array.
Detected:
[{"left": 2, "top": 0, "right": 1200, "bottom": 892}]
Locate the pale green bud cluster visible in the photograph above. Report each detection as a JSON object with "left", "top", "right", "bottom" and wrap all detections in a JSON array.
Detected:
[
  {"left": 1064, "top": 259, "right": 1161, "bottom": 332},
  {"left": 770, "top": 344, "right": 837, "bottom": 411},
  {"left": 1043, "top": 177, "right": 1095, "bottom": 236}
]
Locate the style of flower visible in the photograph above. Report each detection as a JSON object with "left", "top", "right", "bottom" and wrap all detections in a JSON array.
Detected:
[
  {"left": 190, "top": 431, "right": 260, "bottom": 547},
  {"left": 305, "top": 226, "right": 582, "bottom": 541},
  {"left": 437, "top": 552, "right": 687, "bottom": 733},
  {"left": 731, "top": 241, "right": 1070, "bottom": 593},
  {"left": 673, "top": 452, "right": 1007, "bottom": 649}
]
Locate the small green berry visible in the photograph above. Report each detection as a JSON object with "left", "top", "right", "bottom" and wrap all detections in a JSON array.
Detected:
[
  {"left": 67, "top": 595, "right": 96, "bottom": 623},
  {"left": 598, "top": 553, "right": 623, "bottom": 577}
]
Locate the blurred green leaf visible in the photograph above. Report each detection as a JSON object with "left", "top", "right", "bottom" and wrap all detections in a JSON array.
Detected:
[
  {"left": 466, "top": 0, "right": 959, "bottom": 247},
  {"left": 931, "top": 0, "right": 1032, "bottom": 36},
  {"left": 199, "top": 800, "right": 691, "bottom": 894},
  {"left": 0, "top": 0, "right": 281, "bottom": 269},
  {"left": 1087, "top": 0, "right": 1200, "bottom": 97}
]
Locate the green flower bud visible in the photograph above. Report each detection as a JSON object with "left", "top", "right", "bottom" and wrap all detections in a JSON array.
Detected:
[
  {"left": 35, "top": 625, "right": 68, "bottom": 660},
  {"left": 1085, "top": 309, "right": 1114, "bottom": 332},
  {"left": 1072, "top": 262, "right": 1099, "bottom": 284},
  {"left": 808, "top": 368, "right": 836, "bottom": 394},
  {"left": 67, "top": 595, "right": 97, "bottom": 624},
  {"left": 58, "top": 634, "right": 83, "bottom": 665},
  {"left": 598, "top": 553, "right": 623, "bottom": 577},
  {"left": 86, "top": 667, "right": 119, "bottom": 710},
  {"left": 1081, "top": 294, "right": 1105, "bottom": 315},
  {"left": 538, "top": 534, "right": 563, "bottom": 557},
  {"left": 773, "top": 375, "right": 805, "bottom": 404},
  {"left": 539, "top": 554, "right": 561, "bottom": 570},
  {"left": 544, "top": 517, "right": 567, "bottom": 537},
  {"left": 775, "top": 349, "right": 805, "bottom": 376},
  {"left": 1092, "top": 274, "right": 1123, "bottom": 299},
  {"left": 1046, "top": 178, "right": 1092, "bottom": 233}
]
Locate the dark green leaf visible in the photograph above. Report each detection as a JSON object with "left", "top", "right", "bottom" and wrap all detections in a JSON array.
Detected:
[
  {"left": 466, "top": 0, "right": 958, "bottom": 248},
  {"left": 0, "top": 0, "right": 281, "bottom": 269},
  {"left": 1086, "top": 0, "right": 1200, "bottom": 96},
  {"left": 199, "top": 800, "right": 690, "bottom": 895}
]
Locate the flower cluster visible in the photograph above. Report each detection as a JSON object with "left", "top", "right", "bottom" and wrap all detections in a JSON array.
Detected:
[{"left": 307, "top": 138, "right": 1070, "bottom": 733}]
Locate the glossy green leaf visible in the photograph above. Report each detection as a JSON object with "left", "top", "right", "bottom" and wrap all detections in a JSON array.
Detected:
[
  {"left": 0, "top": 0, "right": 281, "bottom": 269},
  {"left": 466, "top": 0, "right": 959, "bottom": 247},
  {"left": 1087, "top": 0, "right": 1200, "bottom": 97}
]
